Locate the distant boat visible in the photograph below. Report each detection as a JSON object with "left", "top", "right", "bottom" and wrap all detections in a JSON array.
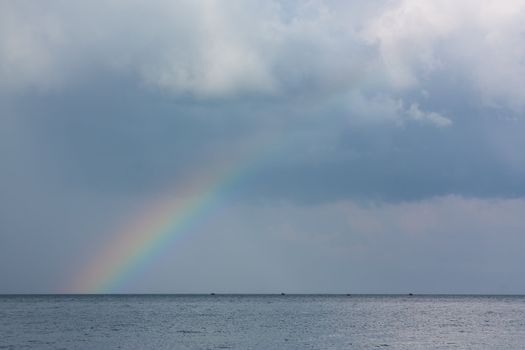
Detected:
[
  {"left": 280, "top": 293, "right": 286, "bottom": 296},
  {"left": 210, "top": 293, "right": 215, "bottom": 296},
  {"left": 408, "top": 293, "right": 414, "bottom": 296}
]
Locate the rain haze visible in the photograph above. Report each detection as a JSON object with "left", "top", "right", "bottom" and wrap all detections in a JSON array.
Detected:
[{"left": 2, "top": 0, "right": 525, "bottom": 294}]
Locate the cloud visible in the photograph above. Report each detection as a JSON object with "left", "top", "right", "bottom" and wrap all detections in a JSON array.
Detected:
[
  {"left": 4, "top": 188, "right": 525, "bottom": 293},
  {"left": 365, "top": 0, "right": 525, "bottom": 109},
  {"left": 100, "top": 195, "right": 525, "bottom": 293},
  {"left": 0, "top": 2, "right": 66, "bottom": 92},
  {"left": 405, "top": 102, "right": 451, "bottom": 127},
  {"left": 3, "top": 0, "right": 525, "bottom": 114},
  {"left": 0, "top": 0, "right": 373, "bottom": 97},
  {"left": 2, "top": 0, "right": 525, "bottom": 294},
  {"left": 226, "top": 195, "right": 525, "bottom": 293},
  {"left": 138, "top": 1, "right": 277, "bottom": 97},
  {"left": 343, "top": 92, "right": 451, "bottom": 127}
]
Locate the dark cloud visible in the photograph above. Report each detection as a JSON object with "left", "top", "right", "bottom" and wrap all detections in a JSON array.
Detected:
[{"left": 6, "top": 73, "right": 525, "bottom": 203}]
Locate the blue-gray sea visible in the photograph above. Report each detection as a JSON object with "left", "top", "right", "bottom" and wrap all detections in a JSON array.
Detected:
[{"left": 1, "top": 294, "right": 525, "bottom": 349}]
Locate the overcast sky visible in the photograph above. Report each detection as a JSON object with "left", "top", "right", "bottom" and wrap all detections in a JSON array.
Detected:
[{"left": 2, "top": 0, "right": 525, "bottom": 294}]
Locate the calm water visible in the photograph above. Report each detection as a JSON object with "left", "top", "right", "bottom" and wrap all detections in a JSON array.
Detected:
[{"left": 1, "top": 295, "right": 525, "bottom": 349}]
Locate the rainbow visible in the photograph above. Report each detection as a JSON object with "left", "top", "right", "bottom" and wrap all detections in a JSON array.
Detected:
[{"left": 67, "top": 144, "right": 266, "bottom": 293}]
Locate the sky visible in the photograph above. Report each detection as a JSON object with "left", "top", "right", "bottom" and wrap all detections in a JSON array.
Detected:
[{"left": 1, "top": 0, "right": 525, "bottom": 294}]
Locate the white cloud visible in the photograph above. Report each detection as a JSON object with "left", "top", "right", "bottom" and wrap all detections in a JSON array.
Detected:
[
  {"left": 363, "top": 0, "right": 461, "bottom": 88},
  {"left": 0, "top": 2, "right": 66, "bottom": 92},
  {"left": 345, "top": 92, "right": 451, "bottom": 127},
  {"left": 0, "top": 1, "right": 275, "bottom": 95},
  {"left": 2, "top": 0, "right": 525, "bottom": 112},
  {"left": 138, "top": 0, "right": 277, "bottom": 97},
  {"left": 0, "top": 1, "right": 385, "bottom": 98},
  {"left": 405, "top": 103, "right": 451, "bottom": 127},
  {"left": 365, "top": 0, "right": 525, "bottom": 108}
]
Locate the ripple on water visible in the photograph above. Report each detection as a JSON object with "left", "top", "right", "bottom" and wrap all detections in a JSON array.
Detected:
[{"left": 1, "top": 295, "right": 525, "bottom": 349}]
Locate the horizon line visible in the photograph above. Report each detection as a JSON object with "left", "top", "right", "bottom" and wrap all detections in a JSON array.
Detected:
[{"left": 2, "top": 293, "right": 525, "bottom": 296}]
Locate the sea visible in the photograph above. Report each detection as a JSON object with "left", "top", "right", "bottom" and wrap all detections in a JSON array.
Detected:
[{"left": 1, "top": 294, "right": 525, "bottom": 349}]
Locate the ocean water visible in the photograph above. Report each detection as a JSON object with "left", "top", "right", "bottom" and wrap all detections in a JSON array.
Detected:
[{"left": 1, "top": 295, "right": 525, "bottom": 349}]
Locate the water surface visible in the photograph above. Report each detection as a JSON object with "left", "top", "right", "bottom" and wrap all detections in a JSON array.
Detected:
[{"left": 1, "top": 294, "right": 524, "bottom": 349}]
